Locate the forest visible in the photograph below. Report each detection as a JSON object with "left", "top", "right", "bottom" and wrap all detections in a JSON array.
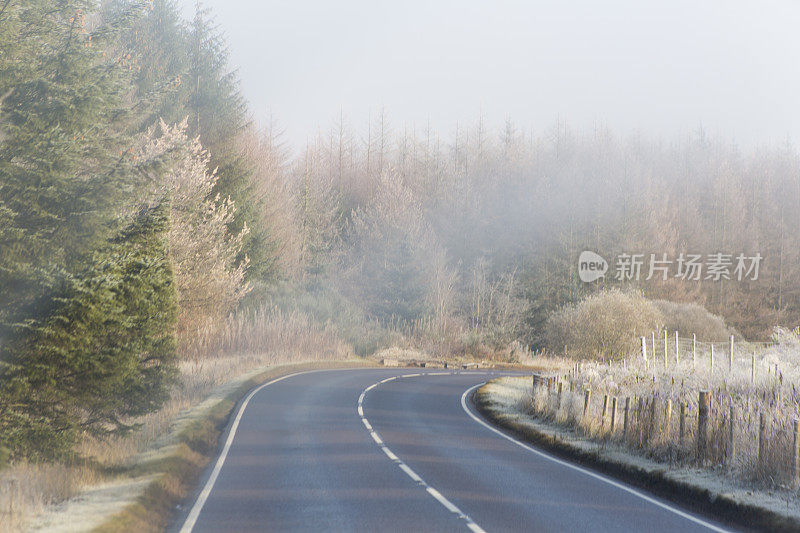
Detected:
[{"left": 2, "top": 0, "right": 800, "bottom": 470}]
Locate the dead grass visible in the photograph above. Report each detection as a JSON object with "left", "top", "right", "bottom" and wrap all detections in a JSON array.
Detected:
[
  {"left": 475, "top": 377, "right": 800, "bottom": 532},
  {"left": 521, "top": 327, "right": 800, "bottom": 492}
]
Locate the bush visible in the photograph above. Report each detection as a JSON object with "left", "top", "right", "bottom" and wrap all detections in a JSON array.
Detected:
[
  {"left": 652, "top": 299, "right": 739, "bottom": 341},
  {"left": 546, "top": 290, "right": 741, "bottom": 361},
  {"left": 545, "top": 289, "right": 662, "bottom": 361}
]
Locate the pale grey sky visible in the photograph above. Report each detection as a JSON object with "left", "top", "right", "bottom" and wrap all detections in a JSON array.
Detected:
[{"left": 177, "top": 0, "right": 800, "bottom": 151}]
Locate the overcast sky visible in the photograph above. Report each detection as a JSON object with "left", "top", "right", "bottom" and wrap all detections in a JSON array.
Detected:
[{"left": 176, "top": 0, "right": 800, "bottom": 152}]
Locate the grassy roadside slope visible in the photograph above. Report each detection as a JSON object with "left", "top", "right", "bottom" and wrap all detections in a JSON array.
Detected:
[
  {"left": 473, "top": 377, "right": 800, "bottom": 533},
  {"left": 30, "top": 360, "right": 376, "bottom": 533}
]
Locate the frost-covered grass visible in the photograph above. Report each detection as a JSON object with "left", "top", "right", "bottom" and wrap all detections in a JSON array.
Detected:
[
  {"left": 481, "top": 376, "right": 800, "bottom": 526},
  {"left": 0, "top": 308, "right": 352, "bottom": 532},
  {"left": 518, "top": 327, "right": 800, "bottom": 493}
]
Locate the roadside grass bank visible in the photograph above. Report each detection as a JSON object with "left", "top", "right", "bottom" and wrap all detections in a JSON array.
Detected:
[{"left": 473, "top": 377, "right": 800, "bottom": 533}]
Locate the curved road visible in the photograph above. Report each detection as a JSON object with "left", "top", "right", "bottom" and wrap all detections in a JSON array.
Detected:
[{"left": 176, "top": 369, "right": 731, "bottom": 532}]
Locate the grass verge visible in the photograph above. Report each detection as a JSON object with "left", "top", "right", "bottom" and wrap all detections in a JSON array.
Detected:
[
  {"left": 91, "top": 360, "right": 376, "bottom": 533},
  {"left": 472, "top": 378, "right": 800, "bottom": 533}
]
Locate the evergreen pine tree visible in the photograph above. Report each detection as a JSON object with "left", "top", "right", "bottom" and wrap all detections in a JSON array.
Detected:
[
  {"left": 0, "top": 205, "right": 178, "bottom": 460},
  {"left": 0, "top": 0, "right": 179, "bottom": 460}
]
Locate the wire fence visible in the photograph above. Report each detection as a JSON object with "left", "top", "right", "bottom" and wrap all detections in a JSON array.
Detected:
[
  {"left": 526, "top": 332, "right": 800, "bottom": 491},
  {"left": 637, "top": 331, "right": 779, "bottom": 379}
]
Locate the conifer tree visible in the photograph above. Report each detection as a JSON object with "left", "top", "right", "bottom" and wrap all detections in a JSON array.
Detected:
[
  {"left": 0, "top": 0, "right": 179, "bottom": 460},
  {"left": 0, "top": 0, "right": 152, "bottom": 323},
  {"left": 184, "top": 5, "right": 280, "bottom": 285},
  {"left": 0, "top": 204, "right": 177, "bottom": 460}
]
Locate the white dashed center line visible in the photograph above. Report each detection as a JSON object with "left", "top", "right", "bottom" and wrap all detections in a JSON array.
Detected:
[{"left": 357, "top": 372, "right": 487, "bottom": 533}]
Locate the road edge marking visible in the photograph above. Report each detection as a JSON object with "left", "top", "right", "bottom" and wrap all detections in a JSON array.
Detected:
[
  {"left": 180, "top": 370, "right": 325, "bottom": 533},
  {"left": 459, "top": 383, "right": 731, "bottom": 533}
]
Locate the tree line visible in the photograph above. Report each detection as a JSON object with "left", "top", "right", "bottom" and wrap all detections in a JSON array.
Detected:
[
  {"left": 2, "top": 0, "right": 799, "bottom": 463},
  {"left": 0, "top": 0, "right": 284, "bottom": 461}
]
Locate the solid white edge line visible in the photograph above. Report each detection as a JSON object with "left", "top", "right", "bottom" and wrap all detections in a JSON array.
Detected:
[
  {"left": 359, "top": 375, "right": 487, "bottom": 533},
  {"left": 459, "top": 383, "right": 731, "bottom": 533},
  {"left": 180, "top": 370, "right": 324, "bottom": 533}
]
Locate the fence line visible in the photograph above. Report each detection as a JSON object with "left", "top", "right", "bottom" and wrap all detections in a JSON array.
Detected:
[
  {"left": 527, "top": 349, "right": 800, "bottom": 490},
  {"left": 636, "top": 331, "right": 779, "bottom": 379}
]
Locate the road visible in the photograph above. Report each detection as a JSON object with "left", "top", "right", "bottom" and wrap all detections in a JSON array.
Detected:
[{"left": 176, "top": 368, "right": 731, "bottom": 532}]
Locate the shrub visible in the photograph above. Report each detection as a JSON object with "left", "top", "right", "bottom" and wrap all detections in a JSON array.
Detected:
[
  {"left": 545, "top": 289, "right": 662, "bottom": 360},
  {"left": 653, "top": 299, "right": 739, "bottom": 341}
]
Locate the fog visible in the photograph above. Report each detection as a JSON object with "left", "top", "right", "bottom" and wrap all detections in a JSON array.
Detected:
[
  {"left": 7, "top": 0, "right": 800, "bottom": 500},
  {"left": 178, "top": 0, "right": 800, "bottom": 150}
]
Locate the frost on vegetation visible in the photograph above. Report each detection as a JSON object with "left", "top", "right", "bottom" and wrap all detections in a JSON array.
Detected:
[
  {"left": 485, "top": 370, "right": 800, "bottom": 523},
  {"left": 495, "top": 328, "right": 800, "bottom": 494}
]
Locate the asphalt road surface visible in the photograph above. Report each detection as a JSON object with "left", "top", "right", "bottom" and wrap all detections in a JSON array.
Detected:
[{"left": 176, "top": 368, "right": 732, "bottom": 532}]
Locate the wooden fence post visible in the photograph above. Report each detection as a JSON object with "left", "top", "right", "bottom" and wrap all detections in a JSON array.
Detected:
[
  {"left": 793, "top": 419, "right": 800, "bottom": 490},
  {"left": 648, "top": 398, "right": 657, "bottom": 444},
  {"left": 623, "top": 397, "right": 630, "bottom": 438},
  {"left": 710, "top": 345, "right": 715, "bottom": 373},
  {"left": 637, "top": 397, "right": 644, "bottom": 445},
  {"left": 583, "top": 389, "right": 591, "bottom": 419},
  {"left": 664, "top": 399, "right": 672, "bottom": 441},
  {"left": 729, "top": 335, "right": 734, "bottom": 372},
  {"left": 557, "top": 382, "right": 563, "bottom": 411},
  {"left": 758, "top": 412, "right": 767, "bottom": 466},
  {"left": 728, "top": 404, "right": 735, "bottom": 466},
  {"left": 601, "top": 395, "right": 609, "bottom": 429},
  {"left": 641, "top": 336, "right": 647, "bottom": 362},
  {"left": 652, "top": 331, "right": 656, "bottom": 365},
  {"left": 610, "top": 397, "right": 617, "bottom": 433},
  {"left": 697, "top": 391, "right": 710, "bottom": 461},
  {"left": 679, "top": 402, "right": 686, "bottom": 445}
]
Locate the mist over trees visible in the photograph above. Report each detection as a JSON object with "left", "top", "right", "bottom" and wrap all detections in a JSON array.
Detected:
[
  {"left": 1, "top": 0, "right": 799, "bottom": 463},
  {"left": 300, "top": 116, "right": 799, "bottom": 344}
]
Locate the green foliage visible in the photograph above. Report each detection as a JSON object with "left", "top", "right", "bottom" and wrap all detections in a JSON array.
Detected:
[
  {"left": 519, "top": 252, "right": 587, "bottom": 351},
  {"left": 653, "top": 299, "right": 739, "bottom": 342},
  {"left": 123, "top": 1, "right": 285, "bottom": 286},
  {"left": 0, "top": 0, "right": 151, "bottom": 321},
  {"left": 186, "top": 7, "right": 280, "bottom": 285},
  {"left": 0, "top": 205, "right": 178, "bottom": 461},
  {"left": 122, "top": 0, "right": 191, "bottom": 128},
  {"left": 364, "top": 238, "right": 430, "bottom": 323},
  {"left": 0, "top": 1, "right": 179, "bottom": 462},
  {"left": 265, "top": 279, "right": 398, "bottom": 357}
]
